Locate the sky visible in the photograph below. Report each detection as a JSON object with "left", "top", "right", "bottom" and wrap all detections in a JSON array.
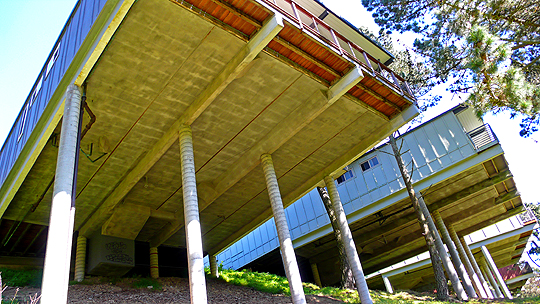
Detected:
[{"left": 0, "top": 0, "right": 538, "bottom": 208}]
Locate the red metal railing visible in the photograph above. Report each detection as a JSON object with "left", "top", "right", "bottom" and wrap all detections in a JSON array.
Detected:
[{"left": 262, "top": 0, "right": 415, "bottom": 99}]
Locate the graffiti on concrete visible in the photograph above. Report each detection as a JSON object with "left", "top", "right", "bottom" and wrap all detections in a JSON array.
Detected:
[{"left": 105, "top": 241, "right": 133, "bottom": 264}]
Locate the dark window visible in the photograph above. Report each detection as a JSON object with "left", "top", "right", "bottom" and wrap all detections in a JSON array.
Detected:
[
  {"left": 360, "top": 156, "right": 379, "bottom": 172},
  {"left": 336, "top": 170, "right": 354, "bottom": 184}
]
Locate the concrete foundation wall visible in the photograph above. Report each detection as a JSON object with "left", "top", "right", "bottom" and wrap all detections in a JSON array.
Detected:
[{"left": 87, "top": 234, "right": 134, "bottom": 276}]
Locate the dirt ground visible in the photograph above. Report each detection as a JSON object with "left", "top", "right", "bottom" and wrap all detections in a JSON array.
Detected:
[{"left": 2, "top": 277, "right": 345, "bottom": 304}]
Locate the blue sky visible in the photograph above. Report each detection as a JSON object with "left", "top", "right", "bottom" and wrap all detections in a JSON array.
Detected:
[{"left": 0, "top": 0, "right": 538, "bottom": 206}]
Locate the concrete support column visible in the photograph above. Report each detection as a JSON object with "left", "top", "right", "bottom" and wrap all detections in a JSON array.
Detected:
[
  {"left": 460, "top": 237, "right": 494, "bottom": 298},
  {"left": 448, "top": 227, "right": 487, "bottom": 298},
  {"left": 261, "top": 154, "right": 306, "bottom": 304},
  {"left": 324, "top": 176, "right": 373, "bottom": 304},
  {"left": 432, "top": 211, "right": 477, "bottom": 298},
  {"left": 481, "top": 246, "right": 512, "bottom": 299},
  {"left": 150, "top": 247, "right": 159, "bottom": 279},
  {"left": 310, "top": 262, "right": 322, "bottom": 288},
  {"left": 179, "top": 125, "right": 207, "bottom": 304},
  {"left": 210, "top": 255, "right": 218, "bottom": 278},
  {"left": 480, "top": 262, "right": 503, "bottom": 298},
  {"left": 74, "top": 235, "right": 87, "bottom": 282},
  {"left": 41, "top": 84, "right": 83, "bottom": 304},
  {"left": 382, "top": 276, "right": 394, "bottom": 294}
]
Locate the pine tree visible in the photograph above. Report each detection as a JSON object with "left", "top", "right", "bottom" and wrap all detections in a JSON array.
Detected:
[{"left": 362, "top": 0, "right": 540, "bottom": 137}]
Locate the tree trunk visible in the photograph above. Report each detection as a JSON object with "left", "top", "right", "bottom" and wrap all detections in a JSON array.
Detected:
[
  {"left": 317, "top": 186, "right": 355, "bottom": 289},
  {"left": 388, "top": 135, "right": 449, "bottom": 301}
]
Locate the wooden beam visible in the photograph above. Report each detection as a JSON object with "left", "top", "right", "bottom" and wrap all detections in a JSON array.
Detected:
[
  {"left": 272, "top": 36, "right": 340, "bottom": 77},
  {"left": 459, "top": 206, "right": 523, "bottom": 237},
  {"left": 423, "top": 170, "right": 513, "bottom": 209},
  {"left": 343, "top": 93, "right": 389, "bottom": 121},
  {"left": 206, "top": 0, "right": 262, "bottom": 28},
  {"left": 356, "top": 82, "right": 401, "bottom": 112},
  {"left": 79, "top": 13, "right": 285, "bottom": 237},
  {"left": 359, "top": 170, "right": 513, "bottom": 245},
  {"left": 494, "top": 190, "right": 519, "bottom": 205}
]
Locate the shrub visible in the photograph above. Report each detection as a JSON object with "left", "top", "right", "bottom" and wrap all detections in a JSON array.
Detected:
[{"left": 0, "top": 268, "right": 42, "bottom": 288}]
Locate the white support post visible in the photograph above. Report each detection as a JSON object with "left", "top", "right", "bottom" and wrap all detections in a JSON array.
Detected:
[
  {"left": 74, "top": 235, "right": 87, "bottom": 282},
  {"left": 261, "top": 154, "right": 306, "bottom": 304},
  {"left": 449, "top": 226, "right": 487, "bottom": 298},
  {"left": 41, "top": 84, "right": 83, "bottom": 304},
  {"left": 480, "top": 262, "right": 503, "bottom": 298},
  {"left": 150, "top": 247, "right": 159, "bottom": 279},
  {"left": 481, "top": 246, "right": 513, "bottom": 299},
  {"left": 310, "top": 262, "right": 322, "bottom": 288},
  {"left": 432, "top": 211, "right": 477, "bottom": 298},
  {"left": 382, "top": 276, "right": 394, "bottom": 294},
  {"left": 324, "top": 175, "right": 373, "bottom": 304},
  {"left": 179, "top": 125, "right": 207, "bottom": 304},
  {"left": 210, "top": 255, "right": 219, "bottom": 278},
  {"left": 460, "top": 237, "right": 494, "bottom": 298}
]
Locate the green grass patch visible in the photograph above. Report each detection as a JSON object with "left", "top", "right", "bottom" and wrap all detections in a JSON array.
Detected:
[
  {"left": 131, "top": 277, "right": 162, "bottom": 291},
  {"left": 220, "top": 269, "right": 290, "bottom": 295},
  {"left": 216, "top": 268, "right": 540, "bottom": 303},
  {"left": 0, "top": 268, "right": 42, "bottom": 288}
]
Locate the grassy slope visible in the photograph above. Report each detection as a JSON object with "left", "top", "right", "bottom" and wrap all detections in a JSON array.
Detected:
[
  {"left": 216, "top": 268, "right": 540, "bottom": 304},
  {"left": 3, "top": 267, "right": 540, "bottom": 303}
]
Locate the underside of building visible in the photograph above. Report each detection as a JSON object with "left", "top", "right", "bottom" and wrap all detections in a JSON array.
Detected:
[
  {"left": 366, "top": 214, "right": 536, "bottom": 293},
  {"left": 213, "top": 105, "right": 528, "bottom": 291},
  {"left": 0, "top": 0, "right": 418, "bottom": 303}
]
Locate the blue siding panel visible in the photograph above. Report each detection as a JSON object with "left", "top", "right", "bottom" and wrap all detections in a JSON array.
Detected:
[{"left": 0, "top": 0, "right": 109, "bottom": 190}]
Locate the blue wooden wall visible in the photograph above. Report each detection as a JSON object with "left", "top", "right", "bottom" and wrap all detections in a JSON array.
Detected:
[{"left": 0, "top": 0, "right": 108, "bottom": 189}]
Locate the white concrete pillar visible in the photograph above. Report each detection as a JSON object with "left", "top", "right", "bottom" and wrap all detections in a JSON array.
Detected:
[
  {"left": 432, "top": 211, "right": 477, "bottom": 298},
  {"left": 179, "top": 125, "right": 207, "bottom": 304},
  {"left": 460, "top": 237, "right": 494, "bottom": 298},
  {"left": 480, "top": 262, "right": 503, "bottom": 298},
  {"left": 261, "top": 154, "right": 306, "bottom": 304},
  {"left": 74, "top": 235, "right": 87, "bottom": 282},
  {"left": 382, "top": 276, "right": 394, "bottom": 294},
  {"left": 481, "top": 246, "right": 512, "bottom": 299},
  {"left": 310, "top": 262, "right": 322, "bottom": 288},
  {"left": 324, "top": 176, "right": 373, "bottom": 304},
  {"left": 448, "top": 227, "right": 487, "bottom": 298},
  {"left": 210, "top": 255, "right": 218, "bottom": 278},
  {"left": 150, "top": 247, "right": 159, "bottom": 279},
  {"left": 41, "top": 84, "right": 83, "bottom": 304}
]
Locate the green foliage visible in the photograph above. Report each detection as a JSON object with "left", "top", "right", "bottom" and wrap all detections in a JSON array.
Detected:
[
  {"left": 219, "top": 269, "right": 290, "bottom": 295},
  {"left": 362, "top": 0, "right": 540, "bottom": 137},
  {"left": 217, "top": 268, "right": 540, "bottom": 303},
  {"left": 131, "top": 277, "right": 162, "bottom": 291},
  {"left": 356, "top": 27, "right": 440, "bottom": 115},
  {"left": 0, "top": 268, "right": 42, "bottom": 288}
]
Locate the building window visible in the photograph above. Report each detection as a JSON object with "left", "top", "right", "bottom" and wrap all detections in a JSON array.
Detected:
[
  {"left": 360, "top": 156, "right": 379, "bottom": 172},
  {"left": 336, "top": 169, "right": 354, "bottom": 184},
  {"left": 30, "top": 77, "right": 42, "bottom": 107},
  {"left": 45, "top": 44, "right": 60, "bottom": 79},
  {"left": 17, "top": 104, "right": 29, "bottom": 142}
]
